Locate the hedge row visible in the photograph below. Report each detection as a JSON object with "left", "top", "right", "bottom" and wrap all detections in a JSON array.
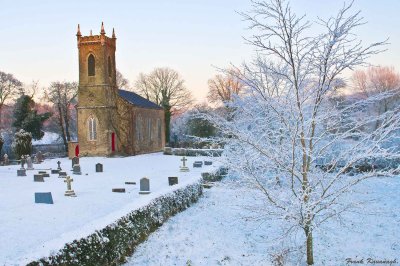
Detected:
[
  {"left": 27, "top": 181, "right": 203, "bottom": 266},
  {"left": 164, "top": 147, "right": 223, "bottom": 157}
]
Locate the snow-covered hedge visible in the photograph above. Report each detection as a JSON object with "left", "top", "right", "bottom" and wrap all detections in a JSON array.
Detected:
[
  {"left": 27, "top": 181, "right": 203, "bottom": 266},
  {"left": 163, "top": 147, "right": 223, "bottom": 157}
]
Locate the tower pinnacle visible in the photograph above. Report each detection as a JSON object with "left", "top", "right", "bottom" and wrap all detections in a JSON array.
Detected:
[
  {"left": 112, "top": 28, "right": 116, "bottom": 38},
  {"left": 76, "top": 24, "right": 81, "bottom": 37},
  {"left": 100, "top": 22, "right": 106, "bottom": 35}
]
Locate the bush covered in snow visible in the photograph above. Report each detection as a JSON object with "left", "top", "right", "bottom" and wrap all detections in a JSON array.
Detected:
[
  {"left": 27, "top": 181, "right": 203, "bottom": 266},
  {"left": 12, "top": 129, "right": 32, "bottom": 159}
]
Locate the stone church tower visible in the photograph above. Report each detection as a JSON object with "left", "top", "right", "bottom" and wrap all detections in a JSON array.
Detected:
[
  {"left": 75, "top": 23, "right": 118, "bottom": 156},
  {"left": 69, "top": 23, "right": 165, "bottom": 158}
]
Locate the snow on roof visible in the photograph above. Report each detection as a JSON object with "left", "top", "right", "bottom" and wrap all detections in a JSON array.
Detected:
[{"left": 118, "top": 89, "right": 163, "bottom": 110}]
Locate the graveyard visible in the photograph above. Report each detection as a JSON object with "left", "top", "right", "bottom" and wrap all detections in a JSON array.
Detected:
[{"left": 0, "top": 153, "right": 220, "bottom": 265}]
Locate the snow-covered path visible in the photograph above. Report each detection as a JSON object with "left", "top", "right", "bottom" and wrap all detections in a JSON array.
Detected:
[{"left": 125, "top": 177, "right": 400, "bottom": 266}]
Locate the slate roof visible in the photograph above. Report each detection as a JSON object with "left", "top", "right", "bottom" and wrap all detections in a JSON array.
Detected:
[{"left": 118, "top": 89, "right": 163, "bottom": 110}]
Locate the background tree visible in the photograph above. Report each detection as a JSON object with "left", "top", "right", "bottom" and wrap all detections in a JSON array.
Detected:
[
  {"left": 207, "top": 68, "right": 244, "bottom": 104},
  {"left": 13, "top": 95, "right": 51, "bottom": 140},
  {"left": 12, "top": 129, "right": 32, "bottom": 158},
  {"left": 201, "top": 1, "right": 393, "bottom": 265},
  {"left": 116, "top": 70, "right": 130, "bottom": 90},
  {"left": 45, "top": 82, "right": 78, "bottom": 151},
  {"left": 0, "top": 71, "right": 24, "bottom": 129},
  {"left": 135, "top": 67, "right": 193, "bottom": 142}
]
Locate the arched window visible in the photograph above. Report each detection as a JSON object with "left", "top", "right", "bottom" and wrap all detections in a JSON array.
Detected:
[
  {"left": 148, "top": 118, "right": 152, "bottom": 141},
  {"left": 157, "top": 118, "right": 162, "bottom": 141},
  {"left": 88, "top": 117, "right": 97, "bottom": 141},
  {"left": 136, "top": 115, "right": 143, "bottom": 141},
  {"left": 108, "top": 56, "right": 112, "bottom": 77},
  {"left": 88, "top": 54, "right": 95, "bottom": 76}
]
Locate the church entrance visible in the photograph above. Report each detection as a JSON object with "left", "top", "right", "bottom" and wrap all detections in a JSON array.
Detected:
[
  {"left": 75, "top": 145, "right": 79, "bottom": 157},
  {"left": 111, "top": 132, "right": 116, "bottom": 152}
]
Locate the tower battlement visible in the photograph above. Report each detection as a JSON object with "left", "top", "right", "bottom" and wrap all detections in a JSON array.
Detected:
[{"left": 76, "top": 22, "right": 116, "bottom": 48}]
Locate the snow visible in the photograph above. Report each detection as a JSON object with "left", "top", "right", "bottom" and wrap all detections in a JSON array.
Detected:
[
  {"left": 0, "top": 153, "right": 219, "bottom": 265},
  {"left": 125, "top": 177, "right": 400, "bottom": 266},
  {"left": 32, "top": 131, "right": 62, "bottom": 145}
]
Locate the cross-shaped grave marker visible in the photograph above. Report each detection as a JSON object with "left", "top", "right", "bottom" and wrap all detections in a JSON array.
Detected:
[{"left": 64, "top": 175, "right": 76, "bottom": 197}]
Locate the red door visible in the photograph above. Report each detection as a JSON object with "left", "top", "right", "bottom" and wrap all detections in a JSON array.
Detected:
[
  {"left": 75, "top": 145, "right": 79, "bottom": 157},
  {"left": 111, "top": 132, "right": 116, "bottom": 152}
]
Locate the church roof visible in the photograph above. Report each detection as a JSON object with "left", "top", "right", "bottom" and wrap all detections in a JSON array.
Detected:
[{"left": 118, "top": 89, "right": 163, "bottom": 110}]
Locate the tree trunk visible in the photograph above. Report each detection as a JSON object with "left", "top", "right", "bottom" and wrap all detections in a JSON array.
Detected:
[
  {"left": 164, "top": 106, "right": 171, "bottom": 144},
  {"left": 57, "top": 104, "right": 67, "bottom": 152},
  {"left": 63, "top": 105, "right": 70, "bottom": 152},
  {"left": 305, "top": 226, "right": 314, "bottom": 265}
]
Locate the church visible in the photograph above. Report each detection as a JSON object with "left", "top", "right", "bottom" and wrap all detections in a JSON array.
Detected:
[{"left": 68, "top": 23, "right": 165, "bottom": 158}]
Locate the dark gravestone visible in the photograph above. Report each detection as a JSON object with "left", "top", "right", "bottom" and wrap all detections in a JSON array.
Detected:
[
  {"left": 51, "top": 169, "right": 60, "bottom": 174},
  {"left": 34, "top": 174, "right": 44, "bottom": 182},
  {"left": 17, "top": 169, "right": 26, "bottom": 176},
  {"left": 57, "top": 161, "right": 62, "bottom": 170},
  {"left": 112, "top": 188, "right": 126, "bottom": 193},
  {"left": 72, "top": 156, "right": 79, "bottom": 168},
  {"left": 96, "top": 163, "right": 103, "bottom": 172},
  {"left": 204, "top": 161, "right": 213, "bottom": 166},
  {"left": 58, "top": 171, "right": 67, "bottom": 178},
  {"left": 139, "top": 177, "right": 150, "bottom": 194},
  {"left": 125, "top": 181, "right": 136, "bottom": 185},
  {"left": 38, "top": 171, "right": 50, "bottom": 177},
  {"left": 73, "top": 164, "right": 82, "bottom": 175},
  {"left": 193, "top": 161, "right": 203, "bottom": 168},
  {"left": 168, "top": 176, "right": 178, "bottom": 186},
  {"left": 35, "top": 192, "right": 53, "bottom": 204}
]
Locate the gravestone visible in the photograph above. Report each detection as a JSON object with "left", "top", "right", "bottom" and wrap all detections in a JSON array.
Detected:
[
  {"left": 26, "top": 156, "right": 34, "bottom": 170},
  {"left": 96, "top": 163, "right": 103, "bottom": 172},
  {"left": 168, "top": 176, "right": 178, "bottom": 186},
  {"left": 51, "top": 169, "right": 60, "bottom": 174},
  {"left": 58, "top": 171, "right": 67, "bottom": 178},
  {"left": 38, "top": 171, "right": 50, "bottom": 177},
  {"left": 33, "top": 155, "right": 39, "bottom": 164},
  {"left": 3, "top": 154, "right": 9, "bottom": 165},
  {"left": 180, "top": 156, "right": 189, "bottom": 172},
  {"left": 20, "top": 156, "right": 26, "bottom": 169},
  {"left": 64, "top": 176, "right": 76, "bottom": 197},
  {"left": 204, "top": 161, "right": 213, "bottom": 166},
  {"left": 125, "top": 181, "right": 136, "bottom": 185},
  {"left": 139, "top": 177, "right": 151, "bottom": 194},
  {"left": 73, "top": 164, "right": 82, "bottom": 175},
  {"left": 112, "top": 188, "right": 126, "bottom": 193},
  {"left": 72, "top": 156, "right": 79, "bottom": 168},
  {"left": 34, "top": 192, "right": 53, "bottom": 204},
  {"left": 34, "top": 174, "right": 44, "bottom": 182},
  {"left": 57, "top": 161, "right": 62, "bottom": 170},
  {"left": 193, "top": 161, "right": 203, "bottom": 168},
  {"left": 17, "top": 169, "right": 26, "bottom": 176},
  {"left": 37, "top": 151, "right": 44, "bottom": 162}
]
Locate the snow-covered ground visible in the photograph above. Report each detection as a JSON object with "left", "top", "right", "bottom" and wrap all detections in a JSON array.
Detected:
[
  {"left": 0, "top": 153, "right": 219, "bottom": 265},
  {"left": 125, "top": 177, "right": 400, "bottom": 266}
]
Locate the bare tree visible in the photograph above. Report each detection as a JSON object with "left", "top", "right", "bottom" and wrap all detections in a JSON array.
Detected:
[
  {"left": 207, "top": 68, "right": 244, "bottom": 104},
  {"left": 116, "top": 70, "right": 130, "bottom": 90},
  {"left": 45, "top": 82, "right": 78, "bottom": 151},
  {"left": 200, "top": 1, "right": 395, "bottom": 265},
  {"left": 352, "top": 66, "right": 400, "bottom": 129},
  {"left": 134, "top": 67, "right": 193, "bottom": 142},
  {"left": 0, "top": 71, "right": 24, "bottom": 129}
]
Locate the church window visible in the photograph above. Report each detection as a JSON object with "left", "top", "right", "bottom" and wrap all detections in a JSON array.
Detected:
[
  {"left": 108, "top": 56, "right": 112, "bottom": 77},
  {"left": 157, "top": 118, "right": 162, "bottom": 141},
  {"left": 148, "top": 118, "right": 152, "bottom": 140},
  {"left": 136, "top": 115, "right": 143, "bottom": 141},
  {"left": 88, "top": 117, "right": 97, "bottom": 141},
  {"left": 88, "top": 54, "right": 95, "bottom": 76}
]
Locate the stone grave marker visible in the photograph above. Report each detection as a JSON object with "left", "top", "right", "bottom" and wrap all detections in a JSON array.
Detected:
[
  {"left": 34, "top": 192, "right": 53, "bottom": 204},
  {"left": 26, "top": 156, "right": 34, "bottom": 170},
  {"left": 112, "top": 188, "right": 126, "bottom": 193},
  {"left": 179, "top": 156, "right": 189, "bottom": 172},
  {"left": 193, "top": 161, "right": 203, "bottom": 168},
  {"left": 37, "top": 151, "right": 44, "bottom": 162},
  {"left": 17, "top": 168, "right": 26, "bottom": 176},
  {"left": 38, "top": 171, "right": 50, "bottom": 177},
  {"left": 58, "top": 171, "right": 67, "bottom": 178},
  {"left": 3, "top": 154, "right": 9, "bottom": 165},
  {"left": 73, "top": 164, "right": 82, "bottom": 175},
  {"left": 34, "top": 174, "right": 44, "bottom": 182},
  {"left": 64, "top": 176, "right": 76, "bottom": 197},
  {"left": 139, "top": 177, "right": 151, "bottom": 194},
  {"left": 20, "top": 156, "right": 26, "bottom": 169},
  {"left": 51, "top": 169, "right": 60, "bottom": 174},
  {"left": 72, "top": 156, "right": 79, "bottom": 168},
  {"left": 125, "top": 181, "right": 136, "bottom": 185},
  {"left": 57, "top": 161, "right": 62, "bottom": 170},
  {"left": 96, "top": 163, "right": 103, "bottom": 172},
  {"left": 204, "top": 161, "right": 213, "bottom": 166},
  {"left": 168, "top": 176, "right": 178, "bottom": 186}
]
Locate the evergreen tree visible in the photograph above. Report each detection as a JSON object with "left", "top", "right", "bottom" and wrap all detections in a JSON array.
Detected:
[
  {"left": 12, "top": 129, "right": 32, "bottom": 158},
  {"left": 13, "top": 95, "right": 51, "bottom": 140}
]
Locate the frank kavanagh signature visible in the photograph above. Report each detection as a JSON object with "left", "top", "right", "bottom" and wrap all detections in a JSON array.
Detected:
[{"left": 346, "top": 258, "right": 398, "bottom": 265}]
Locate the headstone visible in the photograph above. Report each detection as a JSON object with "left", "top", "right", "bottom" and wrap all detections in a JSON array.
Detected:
[
  {"left": 51, "top": 169, "right": 60, "bottom": 174},
  {"left": 96, "top": 163, "right": 103, "bottom": 172},
  {"left": 204, "top": 161, "right": 213, "bottom": 166},
  {"left": 125, "top": 181, "right": 136, "bottom": 185},
  {"left": 64, "top": 176, "right": 76, "bottom": 197},
  {"left": 112, "top": 188, "right": 126, "bottom": 193},
  {"left": 57, "top": 161, "right": 62, "bottom": 170},
  {"left": 17, "top": 169, "right": 26, "bottom": 176},
  {"left": 34, "top": 192, "right": 53, "bottom": 204},
  {"left": 20, "top": 156, "right": 26, "bottom": 169},
  {"left": 26, "top": 156, "right": 34, "bottom": 170},
  {"left": 139, "top": 177, "right": 151, "bottom": 194},
  {"left": 180, "top": 156, "right": 189, "bottom": 172},
  {"left": 168, "top": 176, "right": 178, "bottom": 186},
  {"left": 38, "top": 171, "right": 50, "bottom": 177},
  {"left": 3, "top": 154, "right": 9, "bottom": 165},
  {"left": 72, "top": 156, "right": 79, "bottom": 168},
  {"left": 33, "top": 155, "right": 39, "bottom": 164},
  {"left": 73, "top": 164, "right": 82, "bottom": 175},
  {"left": 34, "top": 174, "right": 44, "bottom": 182},
  {"left": 58, "top": 171, "right": 67, "bottom": 178},
  {"left": 37, "top": 151, "right": 44, "bottom": 162},
  {"left": 193, "top": 161, "right": 203, "bottom": 168}
]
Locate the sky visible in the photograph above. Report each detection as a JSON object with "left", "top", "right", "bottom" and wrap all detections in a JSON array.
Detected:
[{"left": 0, "top": 0, "right": 399, "bottom": 103}]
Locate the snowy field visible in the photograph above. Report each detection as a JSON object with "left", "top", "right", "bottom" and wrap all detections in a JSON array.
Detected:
[
  {"left": 125, "top": 177, "right": 400, "bottom": 266},
  {"left": 0, "top": 153, "right": 219, "bottom": 265}
]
